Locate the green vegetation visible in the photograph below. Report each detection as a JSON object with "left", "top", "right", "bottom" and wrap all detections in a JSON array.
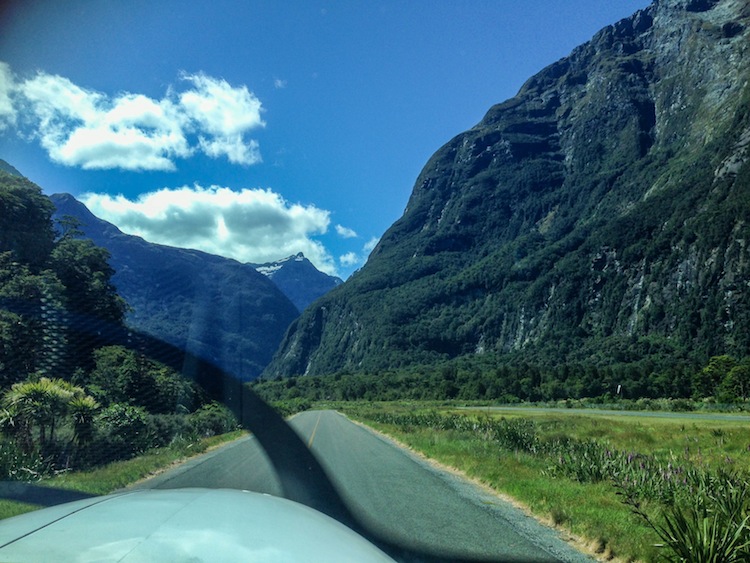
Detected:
[
  {"left": 0, "top": 429, "right": 246, "bottom": 521},
  {"left": 45, "top": 429, "right": 245, "bottom": 496},
  {"left": 624, "top": 473, "right": 750, "bottom": 563},
  {"left": 253, "top": 353, "right": 750, "bottom": 407},
  {"left": 5, "top": 6, "right": 750, "bottom": 550},
  {"left": 0, "top": 172, "right": 239, "bottom": 486},
  {"left": 341, "top": 403, "right": 750, "bottom": 562}
]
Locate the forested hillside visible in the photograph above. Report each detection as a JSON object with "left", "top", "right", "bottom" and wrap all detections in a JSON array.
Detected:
[
  {"left": 51, "top": 193, "right": 300, "bottom": 381},
  {"left": 265, "top": 0, "right": 750, "bottom": 388}
]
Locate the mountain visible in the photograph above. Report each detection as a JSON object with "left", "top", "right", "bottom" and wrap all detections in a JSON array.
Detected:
[
  {"left": 251, "top": 253, "right": 342, "bottom": 312},
  {"left": 50, "top": 193, "right": 300, "bottom": 381},
  {"left": 264, "top": 0, "right": 750, "bottom": 378},
  {"left": 0, "top": 159, "right": 23, "bottom": 177}
]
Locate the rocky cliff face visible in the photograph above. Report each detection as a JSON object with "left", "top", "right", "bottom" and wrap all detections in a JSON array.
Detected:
[{"left": 265, "top": 0, "right": 750, "bottom": 377}]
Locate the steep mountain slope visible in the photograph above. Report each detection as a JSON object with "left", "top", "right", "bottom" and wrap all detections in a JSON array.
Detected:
[
  {"left": 265, "top": 0, "right": 750, "bottom": 377},
  {"left": 0, "top": 159, "right": 23, "bottom": 177},
  {"left": 51, "top": 193, "right": 299, "bottom": 381},
  {"left": 252, "top": 253, "right": 342, "bottom": 312}
]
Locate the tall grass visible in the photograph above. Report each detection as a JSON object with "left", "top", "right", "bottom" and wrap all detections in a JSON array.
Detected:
[
  {"left": 0, "top": 438, "right": 48, "bottom": 481},
  {"left": 623, "top": 472, "right": 750, "bottom": 562}
]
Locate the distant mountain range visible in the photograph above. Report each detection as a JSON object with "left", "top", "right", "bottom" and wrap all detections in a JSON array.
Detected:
[
  {"left": 0, "top": 157, "right": 343, "bottom": 381},
  {"left": 264, "top": 0, "right": 750, "bottom": 377},
  {"left": 50, "top": 193, "right": 302, "bottom": 381},
  {"left": 251, "top": 253, "right": 342, "bottom": 312}
]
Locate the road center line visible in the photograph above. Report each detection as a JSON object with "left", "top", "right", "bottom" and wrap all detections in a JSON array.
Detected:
[{"left": 307, "top": 412, "right": 322, "bottom": 448}]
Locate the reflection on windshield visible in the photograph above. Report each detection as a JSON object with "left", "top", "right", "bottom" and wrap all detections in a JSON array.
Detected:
[{"left": 0, "top": 284, "right": 547, "bottom": 562}]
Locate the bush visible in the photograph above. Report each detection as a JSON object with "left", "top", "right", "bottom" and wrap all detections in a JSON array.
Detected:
[
  {"left": 270, "top": 398, "right": 312, "bottom": 418},
  {"left": 91, "top": 403, "right": 150, "bottom": 463},
  {"left": 190, "top": 402, "right": 238, "bottom": 437},
  {"left": 146, "top": 414, "right": 195, "bottom": 447},
  {"left": 625, "top": 471, "right": 750, "bottom": 562},
  {"left": 0, "top": 437, "right": 47, "bottom": 480}
]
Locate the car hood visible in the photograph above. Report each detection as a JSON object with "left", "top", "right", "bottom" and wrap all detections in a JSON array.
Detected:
[{"left": 0, "top": 488, "right": 394, "bottom": 562}]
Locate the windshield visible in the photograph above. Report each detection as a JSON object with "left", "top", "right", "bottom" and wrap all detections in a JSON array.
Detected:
[{"left": 4, "top": 1, "right": 748, "bottom": 562}]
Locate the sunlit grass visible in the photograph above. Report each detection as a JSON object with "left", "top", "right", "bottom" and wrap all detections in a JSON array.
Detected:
[
  {"left": 0, "top": 499, "right": 38, "bottom": 520},
  {"left": 462, "top": 408, "right": 750, "bottom": 473}
]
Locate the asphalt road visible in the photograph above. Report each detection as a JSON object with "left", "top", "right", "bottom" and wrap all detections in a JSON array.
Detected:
[{"left": 136, "top": 410, "right": 593, "bottom": 563}]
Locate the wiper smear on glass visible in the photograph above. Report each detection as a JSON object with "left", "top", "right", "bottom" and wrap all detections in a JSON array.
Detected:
[{"left": 0, "top": 303, "right": 566, "bottom": 562}]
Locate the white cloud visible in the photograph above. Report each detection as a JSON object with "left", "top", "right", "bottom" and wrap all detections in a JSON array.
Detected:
[
  {"left": 3, "top": 62, "right": 265, "bottom": 171},
  {"left": 199, "top": 135, "right": 260, "bottom": 166},
  {"left": 338, "top": 236, "right": 380, "bottom": 270},
  {"left": 363, "top": 236, "right": 380, "bottom": 254},
  {"left": 0, "top": 63, "right": 17, "bottom": 130},
  {"left": 81, "top": 185, "right": 338, "bottom": 275},
  {"left": 339, "top": 252, "right": 359, "bottom": 267},
  {"left": 179, "top": 73, "right": 265, "bottom": 165},
  {"left": 179, "top": 73, "right": 264, "bottom": 136},
  {"left": 29, "top": 89, "right": 191, "bottom": 171},
  {"left": 273, "top": 78, "right": 287, "bottom": 89},
  {"left": 335, "top": 224, "right": 358, "bottom": 239}
]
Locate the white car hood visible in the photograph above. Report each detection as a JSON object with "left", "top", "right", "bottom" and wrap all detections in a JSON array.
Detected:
[{"left": 0, "top": 488, "right": 394, "bottom": 562}]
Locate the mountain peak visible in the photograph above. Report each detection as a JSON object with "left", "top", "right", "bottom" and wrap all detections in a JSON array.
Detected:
[{"left": 251, "top": 254, "right": 342, "bottom": 312}]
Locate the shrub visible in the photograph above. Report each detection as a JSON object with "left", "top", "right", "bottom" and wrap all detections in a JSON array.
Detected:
[
  {"left": 91, "top": 403, "right": 150, "bottom": 463},
  {"left": 190, "top": 402, "right": 238, "bottom": 437},
  {"left": 0, "top": 437, "right": 47, "bottom": 480},
  {"left": 270, "top": 398, "right": 312, "bottom": 418},
  {"left": 624, "top": 471, "right": 750, "bottom": 562},
  {"left": 146, "top": 414, "right": 195, "bottom": 447}
]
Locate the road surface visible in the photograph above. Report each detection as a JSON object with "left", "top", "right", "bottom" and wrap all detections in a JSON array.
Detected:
[{"left": 136, "top": 410, "right": 592, "bottom": 562}]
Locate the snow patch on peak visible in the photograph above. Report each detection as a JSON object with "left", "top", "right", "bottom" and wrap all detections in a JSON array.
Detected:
[{"left": 256, "top": 264, "right": 283, "bottom": 277}]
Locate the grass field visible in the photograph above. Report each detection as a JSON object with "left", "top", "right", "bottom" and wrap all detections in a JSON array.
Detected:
[
  {"left": 339, "top": 402, "right": 750, "bottom": 562},
  {"left": 0, "top": 430, "right": 247, "bottom": 521},
  {"left": 457, "top": 407, "right": 750, "bottom": 472}
]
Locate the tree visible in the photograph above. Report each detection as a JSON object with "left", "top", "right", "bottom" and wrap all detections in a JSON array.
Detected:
[
  {"left": 69, "top": 395, "right": 100, "bottom": 446},
  {"left": 717, "top": 363, "right": 750, "bottom": 403},
  {"left": 0, "top": 173, "right": 55, "bottom": 271},
  {"left": 0, "top": 178, "right": 129, "bottom": 381},
  {"left": 96, "top": 403, "right": 149, "bottom": 458},
  {"left": 693, "top": 355, "right": 737, "bottom": 398},
  {"left": 88, "top": 346, "right": 196, "bottom": 413},
  {"left": 47, "top": 238, "right": 127, "bottom": 373},
  {"left": 0, "top": 377, "right": 96, "bottom": 455},
  {"left": 191, "top": 402, "right": 238, "bottom": 437},
  {"left": 0, "top": 253, "right": 66, "bottom": 386},
  {"left": 88, "top": 346, "right": 138, "bottom": 405},
  {"left": 54, "top": 214, "right": 85, "bottom": 241}
]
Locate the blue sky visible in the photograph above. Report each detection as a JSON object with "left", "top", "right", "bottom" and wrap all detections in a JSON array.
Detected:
[{"left": 0, "top": 0, "right": 650, "bottom": 278}]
